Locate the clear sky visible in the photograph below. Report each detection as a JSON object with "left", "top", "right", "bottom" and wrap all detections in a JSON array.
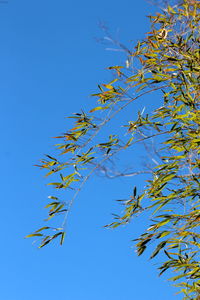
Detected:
[{"left": 0, "top": 1, "right": 182, "bottom": 300}]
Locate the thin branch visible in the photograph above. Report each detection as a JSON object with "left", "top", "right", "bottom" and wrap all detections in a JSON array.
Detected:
[{"left": 61, "top": 129, "right": 170, "bottom": 229}]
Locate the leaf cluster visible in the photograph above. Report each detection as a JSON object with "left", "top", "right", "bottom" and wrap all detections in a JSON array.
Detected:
[{"left": 29, "top": 1, "right": 200, "bottom": 298}]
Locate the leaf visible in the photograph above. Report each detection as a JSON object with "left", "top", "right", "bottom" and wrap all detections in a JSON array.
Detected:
[
  {"left": 25, "top": 233, "right": 43, "bottom": 238},
  {"left": 60, "top": 232, "right": 66, "bottom": 245},
  {"left": 35, "top": 227, "right": 50, "bottom": 233},
  {"left": 45, "top": 155, "right": 58, "bottom": 161},
  {"left": 51, "top": 232, "right": 62, "bottom": 240},
  {"left": 39, "top": 238, "right": 52, "bottom": 248},
  {"left": 156, "top": 231, "right": 170, "bottom": 239},
  {"left": 133, "top": 187, "right": 137, "bottom": 197},
  {"left": 164, "top": 250, "right": 172, "bottom": 259},
  {"left": 137, "top": 245, "right": 147, "bottom": 256},
  {"left": 89, "top": 106, "right": 109, "bottom": 113},
  {"left": 45, "top": 201, "right": 59, "bottom": 209},
  {"left": 150, "top": 240, "right": 168, "bottom": 259},
  {"left": 48, "top": 196, "right": 59, "bottom": 200}
]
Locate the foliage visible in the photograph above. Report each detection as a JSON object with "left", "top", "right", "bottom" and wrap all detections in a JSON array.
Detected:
[{"left": 27, "top": 1, "right": 200, "bottom": 299}]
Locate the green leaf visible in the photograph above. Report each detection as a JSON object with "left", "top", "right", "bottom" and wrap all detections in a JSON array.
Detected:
[
  {"left": 150, "top": 241, "right": 168, "bottom": 259},
  {"left": 25, "top": 233, "right": 43, "bottom": 238},
  {"left": 137, "top": 245, "right": 147, "bottom": 256},
  {"left": 60, "top": 232, "right": 66, "bottom": 245},
  {"left": 35, "top": 227, "right": 50, "bottom": 233},
  {"left": 89, "top": 106, "right": 109, "bottom": 113}
]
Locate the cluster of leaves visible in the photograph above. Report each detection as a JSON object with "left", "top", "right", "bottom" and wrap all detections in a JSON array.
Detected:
[{"left": 28, "top": 1, "right": 200, "bottom": 299}]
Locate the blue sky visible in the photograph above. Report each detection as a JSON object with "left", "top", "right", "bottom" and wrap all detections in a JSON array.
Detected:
[{"left": 0, "top": 1, "right": 181, "bottom": 300}]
